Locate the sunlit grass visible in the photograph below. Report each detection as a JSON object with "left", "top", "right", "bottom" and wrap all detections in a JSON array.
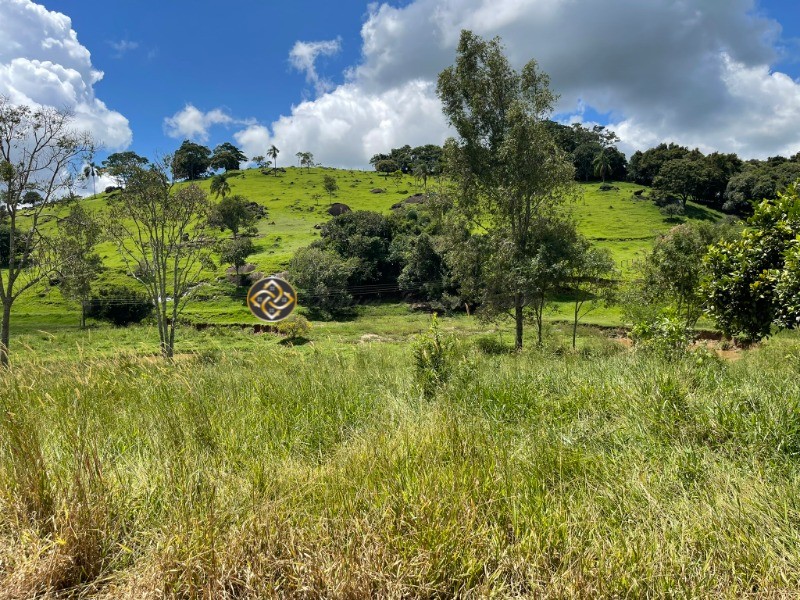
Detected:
[{"left": 2, "top": 328, "right": 800, "bottom": 597}]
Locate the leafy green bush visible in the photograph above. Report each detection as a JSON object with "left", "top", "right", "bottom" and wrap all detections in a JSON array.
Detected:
[
  {"left": 630, "top": 313, "right": 689, "bottom": 359},
  {"left": 412, "top": 314, "right": 453, "bottom": 397},
  {"left": 86, "top": 286, "right": 153, "bottom": 326},
  {"left": 287, "top": 247, "right": 354, "bottom": 317},
  {"left": 276, "top": 314, "right": 311, "bottom": 341}
]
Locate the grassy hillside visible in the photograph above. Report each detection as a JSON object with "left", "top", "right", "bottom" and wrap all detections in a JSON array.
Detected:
[{"left": 7, "top": 168, "right": 724, "bottom": 331}]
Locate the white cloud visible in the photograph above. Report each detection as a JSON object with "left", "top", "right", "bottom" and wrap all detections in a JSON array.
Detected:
[
  {"left": 163, "top": 104, "right": 240, "bottom": 142},
  {"left": 109, "top": 39, "right": 139, "bottom": 58},
  {"left": 233, "top": 80, "right": 448, "bottom": 169},
  {"left": 0, "top": 0, "right": 132, "bottom": 150},
  {"left": 289, "top": 38, "right": 342, "bottom": 95},
  {"left": 242, "top": 0, "right": 800, "bottom": 167}
]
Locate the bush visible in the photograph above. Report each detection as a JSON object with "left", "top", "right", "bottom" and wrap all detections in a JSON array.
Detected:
[
  {"left": 412, "top": 314, "right": 453, "bottom": 397},
  {"left": 287, "top": 247, "right": 354, "bottom": 317},
  {"left": 630, "top": 313, "right": 689, "bottom": 359},
  {"left": 276, "top": 314, "right": 311, "bottom": 341},
  {"left": 660, "top": 202, "right": 685, "bottom": 219},
  {"left": 86, "top": 286, "right": 153, "bottom": 326}
]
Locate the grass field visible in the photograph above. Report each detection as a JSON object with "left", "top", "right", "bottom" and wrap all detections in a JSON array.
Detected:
[
  {"left": 5, "top": 168, "right": 723, "bottom": 334},
  {"left": 2, "top": 320, "right": 800, "bottom": 597}
]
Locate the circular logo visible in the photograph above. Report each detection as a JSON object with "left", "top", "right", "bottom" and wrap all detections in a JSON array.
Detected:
[{"left": 247, "top": 277, "right": 298, "bottom": 322}]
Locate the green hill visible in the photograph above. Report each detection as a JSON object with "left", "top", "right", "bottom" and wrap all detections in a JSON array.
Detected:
[{"left": 9, "top": 167, "right": 724, "bottom": 330}]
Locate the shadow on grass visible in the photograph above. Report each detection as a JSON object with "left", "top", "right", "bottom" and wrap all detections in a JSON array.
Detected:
[
  {"left": 683, "top": 203, "right": 719, "bottom": 222},
  {"left": 278, "top": 336, "right": 311, "bottom": 346}
]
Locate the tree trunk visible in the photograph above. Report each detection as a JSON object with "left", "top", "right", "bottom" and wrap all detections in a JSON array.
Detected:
[
  {"left": 1, "top": 300, "right": 11, "bottom": 367},
  {"left": 80, "top": 300, "right": 86, "bottom": 329},
  {"left": 536, "top": 293, "right": 545, "bottom": 345},
  {"left": 573, "top": 302, "right": 579, "bottom": 350},
  {"left": 514, "top": 295, "right": 523, "bottom": 351}
]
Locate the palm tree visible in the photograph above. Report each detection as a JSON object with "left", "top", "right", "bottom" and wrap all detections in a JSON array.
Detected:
[
  {"left": 593, "top": 149, "right": 612, "bottom": 183},
  {"left": 210, "top": 173, "right": 231, "bottom": 199},
  {"left": 413, "top": 162, "right": 431, "bottom": 193},
  {"left": 82, "top": 147, "right": 101, "bottom": 196},
  {"left": 267, "top": 145, "right": 279, "bottom": 176}
]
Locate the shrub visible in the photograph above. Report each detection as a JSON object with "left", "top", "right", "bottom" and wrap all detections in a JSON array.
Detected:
[
  {"left": 86, "top": 286, "right": 153, "bottom": 326},
  {"left": 660, "top": 202, "right": 685, "bottom": 219},
  {"left": 630, "top": 313, "right": 689, "bottom": 359},
  {"left": 287, "top": 247, "right": 354, "bottom": 317},
  {"left": 276, "top": 314, "right": 311, "bottom": 341},
  {"left": 412, "top": 314, "right": 453, "bottom": 397}
]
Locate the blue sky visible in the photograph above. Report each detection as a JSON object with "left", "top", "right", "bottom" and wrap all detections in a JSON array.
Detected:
[{"left": 3, "top": 0, "right": 800, "bottom": 177}]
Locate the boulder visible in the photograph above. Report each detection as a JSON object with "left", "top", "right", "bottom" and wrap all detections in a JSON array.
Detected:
[{"left": 327, "top": 203, "right": 351, "bottom": 216}]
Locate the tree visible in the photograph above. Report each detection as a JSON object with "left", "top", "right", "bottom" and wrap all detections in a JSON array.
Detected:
[
  {"left": 172, "top": 140, "right": 211, "bottom": 180},
  {"left": 322, "top": 174, "right": 338, "bottom": 199},
  {"left": 297, "top": 151, "right": 315, "bottom": 171},
  {"left": 703, "top": 184, "right": 800, "bottom": 342},
  {"left": 252, "top": 155, "right": 267, "bottom": 169},
  {"left": 53, "top": 204, "right": 103, "bottom": 328},
  {"left": 220, "top": 236, "right": 255, "bottom": 286},
  {"left": 210, "top": 142, "right": 247, "bottom": 172},
  {"left": 267, "top": 144, "right": 280, "bottom": 175},
  {"left": 102, "top": 151, "right": 150, "bottom": 187},
  {"left": 82, "top": 146, "right": 101, "bottom": 196},
  {"left": 569, "top": 243, "right": 616, "bottom": 349},
  {"left": 209, "top": 173, "right": 231, "bottom": 199},
  {"left": 592, "top": 149, "right": 612, "bottom": 183},
  {"left": 106, "top": 165, "right": 213, "bottom": 359},
  {"left": 413, "top": 162, "right": 432, "bottom": 192},
  {"left": 208, "top": 194, "right": 260, "bottom": 238},
  {"left": 628, "top": 143, "right": 690, "bottom": 186},
  {"left": 374, "top": 159, "right": 399, "bottom": 178},
  {"left": 653, "top": 158, "right": 708, "bottom": 208},
  {"left": 320, "top": 210, "right": 396, "bottom": 284},
  {"left": 0, "top": 98, "right": 91, "bottom": 366},
  {"left": 437, "top": 31, "right": 576, "bottom": 349},
  {"left": 287, "top": 247, "right": 354, "bottom": 317},
  {"left": 639, "top": 221, "right": 733, "bottom": 330}
]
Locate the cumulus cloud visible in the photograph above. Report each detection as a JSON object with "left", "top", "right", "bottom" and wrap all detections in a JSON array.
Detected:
[
  {"left": 163, "top": 104, "right": 237, "bottom": 142},
  {"left": 0, "top": 0, "right": 132, "bottom": 150},
  {"left": 289, "top": 38, "right": 342, "bottom": 95},
  {"left": 234, "top": 80, "right": 448, "bottom": 168},
  {"left": 241, "top": 0, "right": 800, "bottom": 167}
]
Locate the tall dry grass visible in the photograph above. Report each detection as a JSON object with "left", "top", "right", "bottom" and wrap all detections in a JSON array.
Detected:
[{"left": 2, "top": 335, "right": 800, "bottom": 597}]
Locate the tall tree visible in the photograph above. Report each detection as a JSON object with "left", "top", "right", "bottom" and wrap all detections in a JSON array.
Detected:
[
  {"left": 102, "top": 151, "right": 150, "bottom": 187},
  {"left": 323, "top": 174, "right": 338, "bottom": 200},
  {"left": 437, "top": 31, "right": 575, "bottom": 349},
  {"left": 210, "top": 142, "right": 247, "bottom": 172},
  {"left": 106, "top": 164, "right": 213, "bottom": 359},
  {"left": 592, "top": 149, "right": 612, "bottom": 183},
  {"left": 82, "top": 145, "right": 100, "bottom": 196},
  {"left": 0, "top": 98, "right": 91, "bottom": 366},
  {"left": 53, "top": 203, "right": 103, "bottom": 328},
  {"left": 267, "top": 144, "right": 280, "bottom": 175},
  {"left": 172, "top": 140, "right": 211, "bottom": 180}
]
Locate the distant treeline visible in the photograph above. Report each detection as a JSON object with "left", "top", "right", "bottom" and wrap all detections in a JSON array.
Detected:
[{"left": 371, "top": 123, "right": 800, "bottom": 215}]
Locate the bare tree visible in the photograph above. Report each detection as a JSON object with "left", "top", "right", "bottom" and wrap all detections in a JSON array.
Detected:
[
  {"left": 106, "top": 163, "right": 213, "bottom": 359},
  {"left": 0, "top": 98, "right": 91, "bottom": 366}
]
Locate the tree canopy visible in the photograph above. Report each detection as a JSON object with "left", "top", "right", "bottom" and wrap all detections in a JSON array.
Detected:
[
  {"left": 210, "top": 142, "right": 247, "bottom": 172},
  {"left": 172, "top": 140, "right": 211, "bottom": 180}
]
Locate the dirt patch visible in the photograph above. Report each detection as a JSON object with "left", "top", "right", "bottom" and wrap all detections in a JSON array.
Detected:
[{"left": 359, "top": 334, "right": 387, "bottom": 343}]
